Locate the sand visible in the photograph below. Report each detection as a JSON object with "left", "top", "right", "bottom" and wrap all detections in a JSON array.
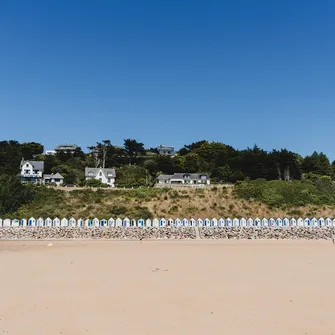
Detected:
[{"left": 1, "top": 240, "right": 335, "bottom": 335}]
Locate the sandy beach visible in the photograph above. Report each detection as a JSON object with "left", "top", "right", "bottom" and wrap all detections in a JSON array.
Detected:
[{"left": 1, "top": 240, "right": 335, "bottom": 335}]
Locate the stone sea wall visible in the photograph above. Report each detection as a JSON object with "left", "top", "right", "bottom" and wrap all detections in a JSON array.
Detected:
[{"left": 0, "top": 227, "right": 335, "bottom": 240}]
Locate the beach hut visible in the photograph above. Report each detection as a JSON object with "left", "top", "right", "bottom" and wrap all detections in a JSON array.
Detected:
[
  {"left": 180, "top": 218, "right": 187, "bottom": 227},
  {"left": 152, "top": 218, "right": 159, "bottom": 227},
  {"left": 69, "top": 218, "right": 76, "bottom": 227},
  {"left": 247, "top": 218, "right": 254, "bottom": 227},
  {"left": 138, "top": 219, "right": 145, "bottom": 227},
  {"left": 283, "top": 218, "right": 289, "bottom": 227},
  {"left": 145, "top": 219, "right": 152, "bottom": 227},
  {"left": 197, "top": 218, "right": 203, "bottom": 227},
  {"left": 61, "top": 218, "right": 69, "bottom": 227},
  {"left": 239, "top": 218, "right": 246, "bottom": 227},
  {"left": 304, "top": 218, "right": 310, "bottom": 227},
  {"left": 77, "top": 218, "right": 84, "bottom": 227},
  {"left": 4, "top": 218, "right": 11, "bottom": 227},
  {"left": 261, "top": 218, "right": 269, "bottom": 227},
  {"left": 226, "top": 218, "right": 232, "bottom": 227},
  {"left": 297, "top": 218, "right": 304, "bottom": 227},
  {"left": 20, "top": 219, "right": 27, "bottom": 226},
  {"left": 0, "top": 218, "right": 2, "bottom": 227},
  {"left": 53, "top": 218, "right": 60, "bottom": 227},
  {"left": 167, "top": 218, "right": 174, "bottom": 226},
  {"left": 175, "top": 218, "right": 182, "bottom": 227},
  {"left": 254, "top": 218, "right": 261, "bottom": 227},
  {"left": 160, "top": 218, "right": 166, "bottom": 227},
  {"left": 318, "top": 218, "right": 325, "bottom": 227},
  {"left": 123, "top": 218, "right": 130, "bottom": 227},
  {"left": 28, "top": 217, "right": 36, "bottom": 227},
  {"left": 233, "top": 218, "right": 240, "bottom": 227},
  {"left": 276, "top": 218, "right": 282, "bottom": 227},
  {"left": 85, "top": 219, "right": 91, "bottom": 227},
  {"left": 92, "top": 218, "right": 99, "bottom": 227},
  {"left": 107, "top": 218, "right": 115, "bottom": 227},
  {"left": 332, "top": 219, "right": 335, "bottom": 227},
  {"left": 325, "top": 218, "right": 332, "bottom": 226},
  {"left": 116, "top": 218, "right": 122, "bottom": 227},
  {"left": 289, "top": 218, "right": 296, "bottom": 227},
  {"left": 129, "top": 219, "right": 136, "bottom": 227},
  {"left": 204, "top": 218, "right": 210, "bottom": 227},
  {"left": 311, "top": 218, "right": 318, "bottom": 227},
  {"left": 100, "top": 219, "right": 108, "bottom": 227},
  {"left": 12, "top": 219, "right": 19, "bottom": 227},
  {"left": 211, "top": 218, "right": 218, "bottom": 227},
  {"left": 44, "top": 218, "right": 51, "bottom": 227},
  {"left": 218, "top": 218, "right": 225, "bottom": 227},
  {"left": 268, "top": 218, "right": 275, "bottom": 227},
  {"left": 190, "top": 218, "right": 196, "bottom": 227},
  {"left": 37, "top": 217, "right": 44, "bottom": 227}
]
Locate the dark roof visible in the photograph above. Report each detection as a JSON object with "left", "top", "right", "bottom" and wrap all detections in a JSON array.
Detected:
[
  {"left": 20, "top": 160, "right": 44, "bottom": 171},
  {"left": 85, "top": 167, "right": 116, "bottom": 178},
  {"left": 157, "top": 173, "right": 210, "bottom": 181}
]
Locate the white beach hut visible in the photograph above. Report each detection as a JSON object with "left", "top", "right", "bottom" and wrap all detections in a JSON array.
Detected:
[
  {"left": 290, "top": 218, "right": 297, "bottom": 227},
  {"left": 254, "top": 218, "right": 261, "bottom": 227},
  {"left": 108, "top": 218, "right": 115, "bottom": 227},
  {"left": 20, "top": 219, "right": 27, "bottom": 226},
  {"left": 77, "top": 218, "right": 84, "bottom": 227},
  {"left": 37, "top": 217, "right": 44, "bottom": 227},
  {"left": 152, "top": 218, "right": 159, "bottom": 227},
  {"left": 304, "top": 218, "right": 310, "bottom": 227},
  {"left": 311, "top": 218, "right": 318, "bottom": 227},
  {"left": 116, "top": 218, "right": 122, "bottom": 227},
  {"left": 28, "top": 217, "right": 36, "bottom": 227},
  {"left": 138, "top": 219, "right": 145, "bottom": 227},
  {"left": 318, "top": 218, "right": 325, "bottom": 227},
  {"left": 160, "top": 218, "right": 166, "bottom": 227},
  {"left": 44, "top": 218, "right": 51, "bottom": 227},
  {"left": 182, "top": 218, "right": 189, "bottom": 227},
  {"left": 325, "top": 218, "right": 332, "bottom": 226},
  {"left": 175, "top": 218, "right": 182, "bottom": 227},
  {"left": 204, "top": 218, "right": 210, "bottom": 227},
  {"left": 197, "top": 218, "right": 203, "bottom": 227},
  {"left": 211, "top": 218, "right": 218, "bottom": 227},
  {"left": 226, "top": 218, "right": 232, "bottom": 227},
  {"left": 12, "top": 219, "right": 20, "bottom": 227},
  {"left": 69, "top": 218, "right": 76, "bottom": 227},
  {"left": 123, "top": 218, "right": 130, "bottom": 227},
  {"left": 233, "top": 218, "right": 240, "bottom": 227},
  {"left": 261, "top": 218, "right": 269, "bottom": 227},
  {"left": 269, "top": 218, "right": 275, "bottom": 227},
  {"left": 218, "top": 218, "right": 225, "bottom": 227},
  {"left": 92, "top": 218, "right": 99, "bottom": 227},
  {"left": 4, "top": 218, "right": 11, "bottom": 227},
  {"left": 85, "top": 219, "right": 91, "bottom": 227},
  {"left": 130, "top": 219, "right": 136, "bottom": 227},
  {"left": 283, "top": 218, "right": 289, "bottom": 227},
  {"left": 190, "top": 218, "right": 196, "bottom": 227},
  {"left": 247, "top": 218, "right": 254, "bottom": 227},
  {"left": 167, "top": 218, "right": 174, "bottom": 226},
  {"left": 53, "top": 218, "right": 60, "bottom": 227},
  {"left": 297, "top": 218, "right": 304, "bottom": 227},
  {"left": 100, "top": 219, "right": 108, "bottom": 227},
  {"left": 61, "top": 218, "right": 69, "bottom": 227},
  {"left": 145, "top": 219, "right": 152, "bottom": 227},
  {"left": 276, "top": 218, "right": 282, "bottom": 227},
  {"left": 0, "top": 218, "right": 2, "bottom": 227}
]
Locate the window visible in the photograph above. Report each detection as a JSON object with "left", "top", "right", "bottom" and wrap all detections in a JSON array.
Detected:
[
  {"left": 99, "top": 172, "right": 102, "bottom": 176},
  {"left": 88, "top": 172, "right": 94, "bottom": 176},
  {"left": 26, "top": 164, "right": 29, "bottom": 167},
  {"left": 108, "top": 178, "right": 111, "bottom": 183}
]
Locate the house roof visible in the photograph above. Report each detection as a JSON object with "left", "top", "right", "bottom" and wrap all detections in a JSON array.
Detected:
[
  {"left": 157, "top": 173, "right": 210, "bottom": 181},
  {"left": 20, "top": 160, "right": 44, "bottom": 171},
  {"left": 157, "top": 145, "right": 174, "bottom": 150},
  {"left": 43, "top": 173, "right": 64, "bottom": 179},
  {"left": 55, "top": 144, "right": 78, "bottom": 151},
  {"left": 85, "top": 167, "right": 116, "bottom": 178}
]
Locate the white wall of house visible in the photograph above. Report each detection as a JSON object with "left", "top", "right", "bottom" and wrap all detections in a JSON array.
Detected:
[
  {"left": 21, "top": 162, "right": 42, "bottom": 178},
  {"left": 86, "top": 168, "right": 115, "bottom": 187}
]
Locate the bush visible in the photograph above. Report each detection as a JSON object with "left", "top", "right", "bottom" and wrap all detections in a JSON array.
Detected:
[{"left": 85, "top": 179, "right": 108, "bottom": 188}]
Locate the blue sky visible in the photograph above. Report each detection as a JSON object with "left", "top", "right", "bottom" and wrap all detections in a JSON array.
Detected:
[{"left": 1, "top": 0, "right": 334, "bottom": 159}]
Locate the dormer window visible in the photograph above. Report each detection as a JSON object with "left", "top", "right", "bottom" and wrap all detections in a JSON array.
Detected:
[
  {"left": 26, "top": 164, "right": 29, "bottom": 167},
  {"left": 99, "top": 171, "right": 102, "bottom": 176},
  {"left": 88, "top": 172, "right": 94, "bottom": 176}
]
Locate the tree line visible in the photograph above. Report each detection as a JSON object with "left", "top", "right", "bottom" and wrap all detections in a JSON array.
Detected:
[{"left": 1, "top": 139, "right": 335, "bottom": 186}]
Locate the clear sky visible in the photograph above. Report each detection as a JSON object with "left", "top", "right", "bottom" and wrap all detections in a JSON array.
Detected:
[{"left": 1, "top": 0, "right": 334, "bottom": 158}]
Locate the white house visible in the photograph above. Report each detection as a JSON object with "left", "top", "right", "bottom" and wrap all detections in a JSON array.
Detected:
[
  {"left": 156, "top": 173, "right": 210, "bottom": 186},
  {"left": 43, "top": 173, "right": 64, "bottom": 186},
  {"left": 54, "top": 144, "right": 79, "bottom": 153},
  {"left": 85, "top": 167, "right": 116, "bottom": 187},
  {"left": 157, "top": 145, "right": 175, "bottom": 156},
  {"left": 19, "top": 159, "right": 44, "bottom": 184}
]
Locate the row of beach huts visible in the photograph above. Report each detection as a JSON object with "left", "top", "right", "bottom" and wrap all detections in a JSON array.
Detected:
[{"left": 1, "top": 217, "right": 335, "bottom": 228}]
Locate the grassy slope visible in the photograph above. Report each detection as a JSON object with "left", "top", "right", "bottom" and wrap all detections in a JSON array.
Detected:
[{"left": 11, "top": 186, "right": 335, "bottom": 219}]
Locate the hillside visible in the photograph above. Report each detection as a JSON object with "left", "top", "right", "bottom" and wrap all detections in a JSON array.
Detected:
[{"left": 9, "top": 185, "right": 335, "bottom": 220}]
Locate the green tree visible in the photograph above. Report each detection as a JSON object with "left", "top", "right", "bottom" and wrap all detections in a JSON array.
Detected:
[
  {"left": 301, "top": 152, "right": 331, "bottom": 176},
  {"left": 123, "top": 139, "right": 145, "bottom": 165}
]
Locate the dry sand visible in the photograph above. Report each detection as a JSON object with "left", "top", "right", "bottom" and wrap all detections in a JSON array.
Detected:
[{"left": 1, "top": 240, "right": 335, "bottom": 335}]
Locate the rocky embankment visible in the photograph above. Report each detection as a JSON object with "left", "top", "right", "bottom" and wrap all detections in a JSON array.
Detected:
[
  {"left": 0, "top": 227, "right": 196, "bottom": 240},
  {"left": 1, "top": 227, "right": 335, "bottom": 240},
  {"left": 199, "top": 227, "right": 335, "bottom": 240}
]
